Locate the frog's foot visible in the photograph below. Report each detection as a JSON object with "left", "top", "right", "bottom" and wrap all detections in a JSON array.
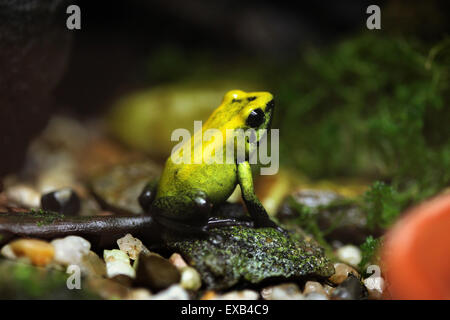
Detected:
[{"left": 152, "top": 213, "right": 209, "bottom": 237}]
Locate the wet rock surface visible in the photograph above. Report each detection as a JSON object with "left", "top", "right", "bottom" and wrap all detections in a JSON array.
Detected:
[{"left": 164, "top": 225, "right": 334, "bottom": 290}]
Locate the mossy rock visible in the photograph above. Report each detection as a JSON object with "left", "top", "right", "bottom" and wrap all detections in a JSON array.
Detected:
[{"left": 165, "top": 226, "right": 334, "bottom": 290}]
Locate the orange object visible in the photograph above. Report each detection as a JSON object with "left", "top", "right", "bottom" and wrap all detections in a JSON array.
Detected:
[
  {"left": 382, "top": 193, "right": 450, "bottom": 299},
  {"left": 9, "top": 238, "right": 55, "bottom": 267}
]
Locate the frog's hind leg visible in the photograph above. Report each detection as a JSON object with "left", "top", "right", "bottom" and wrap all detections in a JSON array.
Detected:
[{"left": 149, "top": 190, "right": 213, "bottom": 236}]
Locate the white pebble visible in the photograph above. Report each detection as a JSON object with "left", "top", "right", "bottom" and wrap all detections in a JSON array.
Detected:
[
  {"left": 262, "top": 283, "right": 304, "bottom": 300},
  {"left": 6, "top": 184, "right": 41, "bottom": 208},
  {"left": 51, "top": 236, "right": 91, "bottom": 266},
  {"left": 336, "top": 245, "right": 362, "bottom": 267},
  {"left": 364, "top": 276, "right": 385, "bottom": 300},
  {"left": 214, "top": 290, "right": 259, "bottom": 300},
  {"left": 0, "top": 244, "right": 17, "bottom": 260},
  {"left": 180, "top": 266, "right": 202, "bottom": 291},
  {"left": 104, "top": 249, "right": 135, "bottom": 278},
  {"left": 117, "top": 233, "right": 149, "bottom": 260},
  {"left": 151, "top": 285, "right": 189, "bottom": 300}
]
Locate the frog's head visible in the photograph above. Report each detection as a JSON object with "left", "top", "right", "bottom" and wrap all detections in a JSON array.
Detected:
[
  {"left": 204, "top": 90, "right": 274, "bottom": 160},
  {"left": 208, "top": 90, "right": 274, "bottom": 132}
]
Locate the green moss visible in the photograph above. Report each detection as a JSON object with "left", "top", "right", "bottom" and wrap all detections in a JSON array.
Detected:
[
  {"left": 27, "top": 209, "right": 64, "bottom": 226},
  {"left": 358, "top": 236, "right": 382, "bottom": 275},
  {"left": 274, "top": 35, "right": 450, "bottom": 237},
  {"left": 165, "top": 226, "right": 334, "bottom": 290}
]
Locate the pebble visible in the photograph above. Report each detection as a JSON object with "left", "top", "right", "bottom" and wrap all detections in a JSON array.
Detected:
[
  {"left": 80, "top": 251, "right": 107, "bottom": 277},
  {"left": 364, "top": 275, "right": 385, "bottom": 299},
  {"left": 111, "top": 274, "right": 134, "bottom": 287},
  {"left": 104, "top": 249, "right": 136, "bottom": 279},
  {"left": 331, "top": 274, "right": 368, "bottom": 300},
  {"left": 336, "top": 245, "right": 362, "bottom": 267},
  {"left": 261, "top": 283, "right": 304, "bottom": 300},
  {"left": 51, "top": 235, "right": 91, "bottom": 266},
  {"left": 150, "top": 284, "right": 190, "bottom": 300},
  {"left": 328, "top": 262, "right": 359, "bottom": 285},
  {"left": 9, "top": 238, "right": 54, "bottom": 266},
  {"left": 305, "top": 292, "right": 329, "bottom": 300},
  {"left": 126, "top": 288, "right": 153, "bottom": 300},
  {"left": 0, "top": 244, "right": 17, "bottom": 260},
  {"left": 41, "top": 188, "right": 80, "bottom": 216},
  {"left": 303, "top": 281, "right": 327, "bottom": 296},
  {"left": 323, "top": 284, "right": 335, "bottom": 296},
  {"left": 200, "top": 290, "right": 217, "bottom": 300},
  {"left": 180, "top": 266, "right": 202, "bottom": 291},
  {"left": 214, "top": 289, "right": 259, "bottom": 300},
  {"left": 169, "top": 253, "right": 188, "bottom": 269},
  {"left": 5, "top": 184, "right": 41, "bottom": 208},
  {"left": 117, "top": 233, "right": 150, "bottom": 260},
  {"left": 134, "top": 253, "right": 180, "bottom": 291}
]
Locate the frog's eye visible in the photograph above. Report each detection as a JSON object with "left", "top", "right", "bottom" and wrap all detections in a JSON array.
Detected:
[{"left": 246, "top": 108, "right": 265, "bottom": 128}]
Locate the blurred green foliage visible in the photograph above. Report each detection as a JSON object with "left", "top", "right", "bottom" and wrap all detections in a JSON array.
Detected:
[
  {"left": 358, "top": 235, "right": 381, "bottom": 274},
  {"left": 274, "top": 34, "right": 450, "bottom": 230}
]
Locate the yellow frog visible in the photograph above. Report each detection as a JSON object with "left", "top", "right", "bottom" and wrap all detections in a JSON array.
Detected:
[{"left": 138, "top": 90, "right": 282, "bottom": 234}]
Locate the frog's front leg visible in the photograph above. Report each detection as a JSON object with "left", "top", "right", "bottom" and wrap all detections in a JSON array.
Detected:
[{"left": 237, "top": 161, "right": 285, "bottom": 233}]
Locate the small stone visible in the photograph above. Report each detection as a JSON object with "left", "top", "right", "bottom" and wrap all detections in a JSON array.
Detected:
[
  {"left": 303, "top": 281, "right": 326, "bottom": 296},
  {"left": 169, "top": 253, "right": 188, "bottom": 269},
  {"left": 214, "top": 289, "right": 259, "bottom": 300},
  {"left": 336, "top": 245, "right": 362, "bottom": 267},
  {"left": 323, "top": 284, "right": 335, "bottom": 296},
  {"left": 180, "top": 266, "right": 202, "bottom": 291},
  {"left": 41, "top": 188, "right": 80, "bottom": 216},
  {"left": 126, "top": 288, "right": 153, "bottom": 300},
  {"left": 6, "top": 184, "right": 41, "bottom": 208},
  {"left": 117, "top": 233, "right": 149, "bottom": 260},
  {"left": 200, "top": 290, "right": 217, "bottom": 300},
  {"left": 328, "top": 262, "right": 359, "bottom": 285},
  {"left": 80, "top": 251, "right": 106, "bottom": 277},
  {"left": 9, "top": 238, "right": 54, "bottom": 266},
  {"left": 261, "top": 283, "right": 304, "bottom": 300},
  {"left": 331, "top": 274, "right": 368, "bottom": 300},
  {"left": 305, "top": 292, "right": 329, "bottom": 300},
  {"left": 364, "top": 276, "right": 385, "bottom": 300},
  {"left": 111, "top": 274, "right": 134, "bottom": 287},
  {"left": 150, "top": 284, "right": 189, "bottom": 300},
  {"left": 1, "top": 244, "right": 17, "bottom": 260},
  {"left": 51, "top": 235, "right": 91, "bottom": 266},
  {"left": 134, "top": 253, "right": 180, "bottom": 292},
  {"left": 104, "top": 249, "right": 135, "bottom": 278}
]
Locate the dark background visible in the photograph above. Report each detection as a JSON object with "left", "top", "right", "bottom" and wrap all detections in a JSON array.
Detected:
[{"left": 0, "top": 0, "right": 448, "bottom": 180}]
